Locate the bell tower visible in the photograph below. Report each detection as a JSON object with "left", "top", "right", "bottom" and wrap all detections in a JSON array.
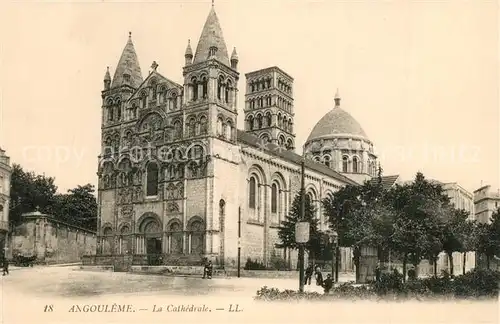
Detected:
[
  {"left": 182, "top": 6, "right": 239, "bottom": 143},
  {"left": 244, "top": 67, "right": 295, "bottom": 151}
]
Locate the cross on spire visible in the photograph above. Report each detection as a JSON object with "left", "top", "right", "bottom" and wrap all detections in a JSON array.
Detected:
[{"left": 212, "top": 0, "right": 214, "bottom": 7}]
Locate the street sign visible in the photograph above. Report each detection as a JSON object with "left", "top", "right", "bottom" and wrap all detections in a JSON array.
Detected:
[{"left": 295, "top": 222, "right": 310, "bottom": 243}]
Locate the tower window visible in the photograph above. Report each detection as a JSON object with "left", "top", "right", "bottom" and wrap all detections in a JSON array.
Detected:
[
  {"left": 342, "top": 156, "right": 349, "bottom": 172},
  {"left": 353, "top": 157, "right": 359, "bottom": 173},
  {"left": 202, "top": 77, "right": 208, "bottom": 98},
  {"left": 191, "top": 77, "right": 198, "bottom": 101},
  {"left": 271, "top": 183, "right": 278, "bottom": 213},
  {"left": 146, "top": 162, "right": 159, "bottom": 197},
  {"left": 108, "top": 107, "right": 114, "bottom": 121},
  {"left": 249, "top": 177, "right": 257, "bottom": 209},
  {"left": 172, "top": 93, "right": 178, "bottom": 109}
]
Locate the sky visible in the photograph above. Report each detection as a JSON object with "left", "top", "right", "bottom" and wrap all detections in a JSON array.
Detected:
[{"left": 0, "top": 0, "right": 498, "bottom": 194}]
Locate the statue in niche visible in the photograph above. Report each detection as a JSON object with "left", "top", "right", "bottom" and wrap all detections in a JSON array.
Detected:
[
  {"left": 166, "top": 184, "right": 176, "bottom": 199},
  {"left": 134, "top": 187, "right": 143, "bottom": 202},
  {"left": 165, "top": 129, "right": 172, "bottom": 142},
  {"left": 332, "top": 139, "right": 338, "bottom": 148},
  {"left": 188, "top": 162, "right": 199, "bottom": 178},
  {"left": 167, "top": 202, "right": 179, "bottom": 213},
  {"left": 103, "top": 175, "right": 110, "bottom": 189}
]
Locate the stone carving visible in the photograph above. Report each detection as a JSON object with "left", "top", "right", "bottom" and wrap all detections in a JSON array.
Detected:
[
  {"left": 133, "top": 187, "right": 143, "bottom": 202},
  {"left": 121, "top": 205, "right": 134, "bottom": 218},
  {"left": 332, "top": 138, "right": 338, "bottom": 148},
  {"left": 167, "top": 202, "right": 179, "bottom": 213},
  {"left": 118, "top": 188, "right": 133, "bottom": 204},
  {"left": 176, "top": 182, "right": 184, "bottom": 198}
]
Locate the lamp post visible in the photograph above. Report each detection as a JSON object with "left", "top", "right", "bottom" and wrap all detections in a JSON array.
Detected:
[{"left": 327, "top": 230, "right": 338, "bottom": 281}]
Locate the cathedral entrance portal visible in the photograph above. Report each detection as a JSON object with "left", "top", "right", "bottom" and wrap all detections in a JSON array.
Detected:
[{"left": 138, "top": 214, "right": 163, "bottom": 266}]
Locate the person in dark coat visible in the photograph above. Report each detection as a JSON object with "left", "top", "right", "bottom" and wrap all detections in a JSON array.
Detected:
[
  {"left": 2, "top": 257, "right": 9, "bottom": 276},
  {"left": 322, "top": 274, "right": 333, "bottom": 294},
  {"left": 203, "top": 260, "right": 213, "bottom": 279},
  {"left": 304, "top": 264, "right": 313, "bottom": 285},
  {"left": 315, "top": 266, "right": 323, "bottom": 286},
  {"left": 375, "top": 261, "right": 381, "bottom": 282}
]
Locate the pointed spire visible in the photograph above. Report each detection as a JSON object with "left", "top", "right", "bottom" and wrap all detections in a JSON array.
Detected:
[
  {"left": 104, "top": 66, "right": 111, "bottom": 81},
  {"left": 334, "top": 88, "right": 341, "bottom": 107},
  {"left": 111, "top": 32, "right": 143, "bottom": 89},
  {"left": 231, "top": 47, "right": 238, "bottom": 61},
  {"left": 193, "top": 6, "right": 230, "bottom": 65},
  {"left": 185, "top": 39, "right": 193, "bottom": 57}
]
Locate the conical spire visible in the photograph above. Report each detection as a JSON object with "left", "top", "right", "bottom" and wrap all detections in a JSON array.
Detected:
[
  {"left": 193, "top": 6, "right": 230, "bottom": 65},
  {"left": 104, "top": 66, "right": 111, "bottom": 81},
  {"left": 334, "top": 88, "right": 341, "bottom": 107},
  {"left": 185, "top": 39, "right": 193, "bottom": 57},
  {"left": 231, "top": 47, "right": 238, "bottom": 61},
  {"left": 111, "top": 32, "right": 143, "bottom": 89}
]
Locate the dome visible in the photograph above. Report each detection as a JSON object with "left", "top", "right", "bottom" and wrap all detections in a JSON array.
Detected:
[{"left": 307, "top": 106, "right": 368, "bottom": 142}]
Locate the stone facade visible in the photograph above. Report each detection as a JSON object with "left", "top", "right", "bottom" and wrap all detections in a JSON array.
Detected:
[
  {"left": 10, "top": 211, "right": 97, "bottom": 264},
  {"left": 95, "top": 6, "right": 375, "bottom": 271},
  {"left": 474, "top": 184, "right": 500, "bottom": 224},
  {"left": 0, "top": 148, "right": 12, "bottom": 259}
]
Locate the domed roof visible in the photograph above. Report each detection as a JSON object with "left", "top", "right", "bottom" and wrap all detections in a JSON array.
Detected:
[{"left": 307, "top": 98, "right": 368, "bottom": 142}]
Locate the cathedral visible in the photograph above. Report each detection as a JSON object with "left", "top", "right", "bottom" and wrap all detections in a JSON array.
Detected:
[{"left": 96, "top": 5, "right": 383, "bottom": 269}]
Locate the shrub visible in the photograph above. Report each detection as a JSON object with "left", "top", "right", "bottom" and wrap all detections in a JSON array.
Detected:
[
  {"left": 244, "top": 258, "right": 267, "bottom": 270},
  {"left": 269, "top": 254, "right": 290, "bottom": 271},
  {"left": 254, "top": 269, "right": 500, "bottom": 301}
]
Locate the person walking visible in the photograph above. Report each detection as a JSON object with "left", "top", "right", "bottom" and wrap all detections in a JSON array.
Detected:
[
  {"left": 2, "top": 257, "right": 9, "bottom": 276},
  {"left": 304, "top": 263, "right": 313, "bottom": 285},
  {"left": 315, "top": 265, "right": 323, "bottom": 286}
]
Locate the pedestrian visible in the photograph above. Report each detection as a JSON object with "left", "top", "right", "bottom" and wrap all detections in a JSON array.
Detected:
[
  {"left": 315, "top": 266, "right": 323, "bottom": 286},
  {"left": 2, "top": 257, "right": 9, "bottom": 276},
  {"left": 206, "top": 260, "right": 213, "bottom": 279},
  {"left": 304, "top": 263, "right": 313, "bottom": 285},
  {"left": 375, "top": 261, "right": 381, "bottom": 282},
  {"left": 322, "top": 274, "right": 333, "bottom": 294}
]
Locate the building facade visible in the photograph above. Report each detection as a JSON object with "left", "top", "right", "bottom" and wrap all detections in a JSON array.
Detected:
[
  {"left": 438, "top": 182, "right": 475, "bottom": 275},
  {"left": 474, "top": 185, "right": 500, "bottom": 224},
  {"left": 11, "top": 211, "right": 97, "bottom": 264},
  {"left": 0, "top": 148, "right": 12, "bottom": 259},
  {"left": 95, "top": 5, "right": 380, "bottom": 269}
]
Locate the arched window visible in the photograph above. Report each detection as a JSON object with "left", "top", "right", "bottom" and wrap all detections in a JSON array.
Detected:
[
  {"left": 217, "top": 76, "right": 224, "bottom": 100},
  {"left": 151, "top": 81, "right": 157, "bottom": 100},
  {"left": 249, "top": 177, "right": 257, "bottom": 209},
  {"left": 171, "top": 93, "right": 178, "bottom": 109},
  {"left": 286, "top": 139, "right": 293, "bottom": 150},
  {"left": 261, "top": 134, "right": 270, "bottom": 143},
  {"left": 168, "top": 222, "right": 183, "bottom": 254},
  {"left": 225, "top": 81, "right": 231, "bottom": 104},
  {"left": 199, "top": 116, "right": 208, "bottom": 134},
  {"left": 189, "top": 220, "right": 205, "bottom": 255},
  {"left": 248, "top": 116, "right": 254, "bottom": 130},
  {"left": 202, "top": 77, "right": 208, "bottom": 98},
  {"left": 271, "top": 183, "right": 278, "bottom": 213},
  {"left": 191, "top": 77, "right": 198, "bottom": 101},
  {"left": 265, "top": 112, "right": 272, "bottom": 126},
  {"left": 226, "top": 120, "right": 233, "bottom": 139},
  {"left": 278, "top": 114, "right": 282, "bottom": 128},
  {"left": 257, "top": 115, "right": 263, "bottom": 128},
  {"left": 146, "top": 162, "right": 159, "bottom": 196},
  {"left": 131, "top": 103, "right": 137, "bottom": 119},
  {"left": 173, "top": 120, "right": 182, "bottom": 139},
  {"left": 116, "top": 99, "right": 121, "bottom": 120},
  {"left": 323, "top": 155, "right": 331, "bottom": 168},
  {"left": 0, "top": 205, "right": 4, "bottom": 221},
  {"left": 342, "top": 156, "right": 349, "bottom": 173},
  {"left": 187, "top": 117, "right": 196, "bottom": 137},
  {"left": 108, "top": 107, "right": 114, "bottom": 121},
  {"left": 353, "top": 156, "right": 359, "bottom": 173},
  {"left": 217, "top": 117, "right": 223, "bottom": 135},
  {"left": 141, "top": 92, "right": 147, "bottom": 108},
  {"left": 278, "top": 135, "right": 285, "bottom": 146}
]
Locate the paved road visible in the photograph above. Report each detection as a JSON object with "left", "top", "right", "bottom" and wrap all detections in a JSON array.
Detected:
[{"left": 1, "top": 266, "right": 497, "bottom": 324}]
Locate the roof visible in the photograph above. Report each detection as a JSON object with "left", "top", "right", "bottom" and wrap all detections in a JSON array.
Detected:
[
  {"left": 369, "top": 175, "right": 400, "bottom": 190},
  {"left": 111, "top": 34, "right": 143, "bottom": 89},
  {"left": 237, "top": 130, "right": 358, "bottom": 186},
  {"left": 306, "top": 105, "right": 369, "bottom": 142},
  {"left": 193, "top": 7, "right": 230, "bottom": 65}
]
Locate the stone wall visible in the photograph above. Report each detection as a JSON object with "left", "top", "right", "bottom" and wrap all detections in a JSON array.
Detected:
[{"left": 10, "top": 212, "right": 96, "bottom": 264}]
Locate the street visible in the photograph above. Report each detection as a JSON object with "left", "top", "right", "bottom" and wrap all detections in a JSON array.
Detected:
[{"left": 0, "top": 266, "right": 497, "bottom": 324}]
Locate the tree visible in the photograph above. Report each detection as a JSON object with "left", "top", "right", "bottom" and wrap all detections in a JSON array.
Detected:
[
  {"left": 277, "top": 189, "right": 323, "bottom": 260},
  {"left": 440, "top": 208, "right": 469, "bottom": 276},
  {"left": 52, "top": 184, "right": 98, "bottom": 231},
  {"left": 9, "top": 164, "right": 97, "bottom": 231},
  {"left": 387, "top": 172, "right": 449, "bottom": 280},
  {"left": 475, "top": 208, "right": 500, "bottom": 269},
  {"left": 322, "top": 177, "right": 387, "bottom": 282},
  {"left": 9, "top": 164, "right": 57, "bottom": 225}
]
